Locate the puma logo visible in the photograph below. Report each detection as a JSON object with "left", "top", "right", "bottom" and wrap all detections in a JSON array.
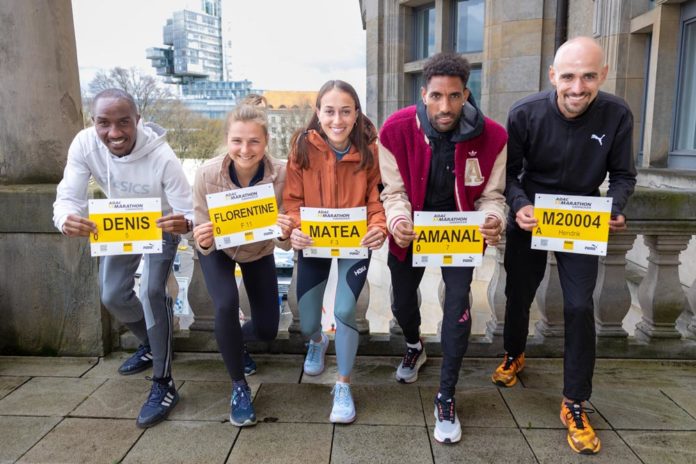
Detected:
[{"left": 591, "top": 134, "right": 606, "bottom": 146}]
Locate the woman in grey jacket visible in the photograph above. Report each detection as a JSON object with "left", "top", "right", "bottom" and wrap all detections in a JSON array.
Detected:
[{"left": 192, "top": 103, "right": 293, "bottom": 427}]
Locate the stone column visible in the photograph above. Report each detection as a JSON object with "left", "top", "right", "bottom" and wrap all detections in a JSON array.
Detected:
[
  {"left": 287, "top": 251, "right": 302, "bottom": 336},
  {"left": 534, "top": 253, "right": 565, "bottom": 338},
  {"left": 687, "top": 277, "right": 696, "bottom": 337},
  {"left": 594, "top": 232, "right": 637, "bottom": 337},
  {"left": 187, "top": 248, "right": 215, "bottom": 331},
  {"left": 635, "top": 235, "right": 692, "bottom": 341},
  {"left": 0, "top": 1, "right": 107, "bottom": 355},
  {"left": 486, "top": 240, "right": 507, "bottom": 338}
]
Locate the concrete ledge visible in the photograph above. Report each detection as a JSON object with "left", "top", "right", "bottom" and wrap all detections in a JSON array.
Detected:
[{"left": 624, "top": 187, "right": 696, "bottom": 221}]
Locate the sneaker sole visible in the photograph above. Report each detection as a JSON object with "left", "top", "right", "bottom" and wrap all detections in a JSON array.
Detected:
[
  {"left": 491, "top": 366, "right": 524, "bottom": 388},
  {"left": 229, "top": 415, "right": 258, "bottom": 427},
  {"left": 136, "top": 395, "right": 179, "bottom": 429},
  {"left": 433, "top": 427, "right": 462, "bottom": 444},
  {"left": 244, "top": 369, "right": 257, "bottom": 376},
  {"left": 395, "top": 353, "right": 427, "bottom": 384},
  {"left": 118, "top": 362, "right": 153, "bottom": 376},
  {"left": 330, "top": 412, "right": 356, "bottom": 424}
]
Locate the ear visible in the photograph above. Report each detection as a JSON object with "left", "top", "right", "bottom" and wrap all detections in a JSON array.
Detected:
[
  {"left": 420, "top": 86, "right": 427, "bottom": 104},
  {"left": 548, "top": 65, "right": 557, "bottom": 87},
  {"left": 463, "top": 88, "right": 471, "bottom": 101},
  {"left": 598, "top": 64, "right": 608, "bottom": 85},
  {"left": 315, "top": 107, "right": 321, "bottom": 120},
  {"left": 136, "top": 114, "right": 141, "bottom": 125}
]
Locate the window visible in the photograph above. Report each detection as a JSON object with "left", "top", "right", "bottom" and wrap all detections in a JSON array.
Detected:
[
  {"left": 413, "top": 4, "right": 435, "bottom": 60},
  {"left": 454, "top": 0, "right": 484, "bottom": 53},
  {"left": 671, "top": 1, "right": 696, "bottom": 168},
  {"left": 410, "top": 72, "right": 426, "bottom": 105},
  {"left": 468, "top": 67, "right": 482, "bottom": 105}
]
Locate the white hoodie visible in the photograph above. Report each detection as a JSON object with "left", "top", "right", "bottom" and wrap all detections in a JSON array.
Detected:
[{"left": 53, "top": 121, "right": 193, "bottom": 231}]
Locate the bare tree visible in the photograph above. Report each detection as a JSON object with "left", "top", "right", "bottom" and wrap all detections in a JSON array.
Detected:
[{"left": 88, "top": 67, "right": 173, "bottom": 120}]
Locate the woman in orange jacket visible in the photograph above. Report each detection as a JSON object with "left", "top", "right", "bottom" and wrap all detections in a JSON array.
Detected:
[{"left": 283, "top": 80, "right": 387, "bottom": 423}]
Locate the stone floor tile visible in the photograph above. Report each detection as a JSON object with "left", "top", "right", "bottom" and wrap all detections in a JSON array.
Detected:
[
  {"left": 332, "top": 424, "right": 433, "bottom": 464},
  {"left": 660, "top": 387, "right": 696, "bottom": 419},
  {"left": 591, "top": 387, "right": 696, "bottom": 430},
  {"left": 522, "top": 428, "right": 641, "bottom": 464},
  {"left": 0, "top": 376, "right": 29, "bottom": 400},
  {"left": 227, "top": 423, "right": 332, "bottom": 464},
  {"left": 500, "top": 387, "right": 611, "bottom": 429},
  {"left": 70, "top": 377, "right": 151, "bottom": 419},
  {"left": 252, "top": 383, "right": 332, "bottom": 423},
  {"left": 0, "top": 356, "right": 97, "bottom": 377},
  {"left": 619, "top": 430, "right": 696, "bottom": 464},
  {"left": 82, "top": 352, "right": 152, "bottom": 379},
  {"left": 593, "top": 359, "right": 696, "bottom": 389},
  {"left": 17, "top": 418, "right": 142, "bottom": 464},
  {"left": 122, "top": 420, "right": 234, "bottom": 464},
  {"left": 168, "top": 380, "right": 238, "bottom": 422},
  {"left": 351, "top": 384, "right": 425, "bottom": 426},
  {"left": 0, "top": 377, "right": 104, "bottom": 416},
  {"left": 244, "top": 354, "right": 304, "bottom": 384},
  {"left": 0, "top": 416, "right": 62, "bottom": 463},
  {"left": 300, "top": 355, "right": 440, "bottom": 386},
  {"left": 430, "top": 427, "right": 536, "bottom": 464},
  {"left": 421, "top": 386, "right": 517, "bottom": 428}
]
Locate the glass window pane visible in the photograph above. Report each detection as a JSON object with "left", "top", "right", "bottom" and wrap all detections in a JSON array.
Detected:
[
  {"left": 468, "top": 68, "right": 482, "bottom": 105},
  {"left": 675, "top": 20, "right": 696, "bottom": 151},
  {"left": 411, "top": 72, "right": 426, "bottom": 105},
  {"left": 413, "top": 5, "right": 435, "bottom": 60},
  {"left": 455, "top": 0, "right": 485, "bottom": 53}
]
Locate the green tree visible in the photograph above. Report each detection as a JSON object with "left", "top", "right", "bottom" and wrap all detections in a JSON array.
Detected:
[{"left": 155, "top": 100, "right": 225, "bottom": 159}]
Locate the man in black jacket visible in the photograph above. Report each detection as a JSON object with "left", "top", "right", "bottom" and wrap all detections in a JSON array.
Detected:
[{"left": 490, "top": 37, "right": 636, "bottom": 455}]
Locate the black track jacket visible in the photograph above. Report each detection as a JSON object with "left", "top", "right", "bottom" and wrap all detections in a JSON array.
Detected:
[{"left": 506, "top": 90, "right": 636, "bottom": 218}]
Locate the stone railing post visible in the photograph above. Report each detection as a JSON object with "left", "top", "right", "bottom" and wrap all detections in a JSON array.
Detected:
[
  {"left": 687, "top": 277, "right": 696, "bottom": 337},
  {"left": 356, "top": 282, "right": 371, "bottom": 342},
  {"left": 534, "top": 252, "right": 565, "bottom": 338},
  {"left": 188, "top": 246, "right": 215, "bottom": 331},
  {"left": 486, "top": 240, "right": 507, "bottom": 338},
  {"left": 635, "top": 234, "right": 692, "bottom": 341},
  {"left": 594, "top": 232, "right": 637, "bottom": 337},
  {"left": 287, "top": 251, "right": 302, "bottom": 336}
]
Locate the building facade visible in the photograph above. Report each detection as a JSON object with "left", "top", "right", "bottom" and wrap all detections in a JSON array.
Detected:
[{"left": 360, "top": 0, "right": 696, "bottom": 174}]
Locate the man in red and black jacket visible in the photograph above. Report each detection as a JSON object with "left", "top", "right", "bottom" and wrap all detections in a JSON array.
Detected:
[{"left": 379, "top": 52, "right": 508, "bottom": 444}]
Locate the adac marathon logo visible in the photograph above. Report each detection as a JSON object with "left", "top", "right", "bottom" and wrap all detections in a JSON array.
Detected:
[
  {"left": 554, "top": 197, "right": 592, "bottom": 209},
  {"left": 317, "top": 210, "right": 351, "bottom": 220},
  {"left": 108, "top": 200, "right": 144, "bottom": 211},
  {"left": 432, "top": 213, "right": 469, "bottom": 224},
  {"left": 224, "top": 191, "right": 259, "bottom": 202}
]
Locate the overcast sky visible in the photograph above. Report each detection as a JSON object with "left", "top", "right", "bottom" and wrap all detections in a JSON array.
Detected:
[{"left": 71, "top": 0, "right": 367, "bottom": 103}]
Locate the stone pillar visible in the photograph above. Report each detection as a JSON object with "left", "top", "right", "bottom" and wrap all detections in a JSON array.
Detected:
[
  {"left": 0, "top": 1, "right": 107, "bottom": 355},
  {"left": 635, "top": 235, "right": 692, "bottom": 341},
  {"left": 486, "top": 240, "right": 507, "bottom": 338},
  {"left": 188, "top": 249, "right": 215, "bottom": 331},
  {"left": 687, "top": 277, "right": 696, "bottom": 337},
  {"left": 594, "top": 232, "right": 637, "bottom": 337},
  {"left": 534, "top": 253, "right": 565, "bottom": 338},
  {"left": 355, "top": 282, "right": 371, "bottom": 342},
  {"left": 287, "top": 251, "right": 302, "bottom": 336}
]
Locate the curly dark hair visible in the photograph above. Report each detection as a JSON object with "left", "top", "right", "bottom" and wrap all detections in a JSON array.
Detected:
[{"left": 423, "top": 52, "right": 471, "bottom": 87}]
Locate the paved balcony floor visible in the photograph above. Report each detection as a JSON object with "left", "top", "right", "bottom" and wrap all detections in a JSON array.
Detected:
[{"left": 1, "top": 353, "right": 696, "bottom": 463}]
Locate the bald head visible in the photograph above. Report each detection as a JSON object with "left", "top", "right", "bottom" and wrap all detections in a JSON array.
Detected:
[{"left": 549, "top": 36, "right": 608, "bottom": 119}]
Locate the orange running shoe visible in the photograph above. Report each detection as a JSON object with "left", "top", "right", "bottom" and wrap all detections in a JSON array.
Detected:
[
  {"left": 491, "top": 353, "right": 525, "bottom": 387},
  {"left": 560, "top": 401, "right": 601, "bottom": 454}
]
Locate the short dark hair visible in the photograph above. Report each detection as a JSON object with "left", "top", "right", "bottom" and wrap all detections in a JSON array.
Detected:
[
  {"left": 92, "top": 88, "right": 138, "bottom": 115},
  {"left": 423, "top": 52, "right": 471, "bottom": 88}
]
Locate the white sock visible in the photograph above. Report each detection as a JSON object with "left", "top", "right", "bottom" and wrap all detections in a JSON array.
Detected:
[{"left": 407, "top": 340, "right": 422, "bottom": 351}]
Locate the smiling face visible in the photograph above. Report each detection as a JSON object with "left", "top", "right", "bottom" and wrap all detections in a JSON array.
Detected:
[
  {"left": 549, "top": 37, "right": 608, "bottom": 119},
  {"left": 93, "top": 97, "right": 140, "bottom": 156},
  {"left": 421, "top": 75, "right": 469, "bottom": 133},
  {"left": 316, "top": 88, "right": 358, "bottom": 150},
  {"left": 226, "top": 120, "right": 267, "bottom": 173}
]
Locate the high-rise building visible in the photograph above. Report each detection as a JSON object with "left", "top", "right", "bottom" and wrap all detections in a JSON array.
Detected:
[{"left": 146, "top": 0, "right": 253, "bottom": 108}]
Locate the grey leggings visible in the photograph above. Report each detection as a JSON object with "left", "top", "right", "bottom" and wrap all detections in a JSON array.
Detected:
[{"left": 99, "top": 233, "right": 179, "bottom": 379}]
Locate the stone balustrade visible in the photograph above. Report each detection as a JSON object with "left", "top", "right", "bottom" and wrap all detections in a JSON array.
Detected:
[{"left": 175, "top": 188, "right": 696, "bottom": 358}]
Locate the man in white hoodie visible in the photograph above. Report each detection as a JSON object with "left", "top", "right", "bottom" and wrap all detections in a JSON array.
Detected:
[{"left": 53, "top": 89, "right": 193, "bottom": 428}]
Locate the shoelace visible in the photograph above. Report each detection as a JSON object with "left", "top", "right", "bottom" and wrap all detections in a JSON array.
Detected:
[
  {"left": 144, "top": 380, "right": 170, "bottom": 407},
  {"left": 402, "top": 347, "right": 420, "bottom": 369},
  {"left": 306, "top": 339, "right": 322, "bottom": 364},
  {"left": 232, "top": 385, "right": 252, "bottom": 408},
  {"left": 566, "top": 402, "right": 595, "bottom": 429},
  {"left": 436, "top": 397, "right": 455, "bottom": 423},
  {"left": 332, "top": 384, "right": 351, "bottom": 408}
]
